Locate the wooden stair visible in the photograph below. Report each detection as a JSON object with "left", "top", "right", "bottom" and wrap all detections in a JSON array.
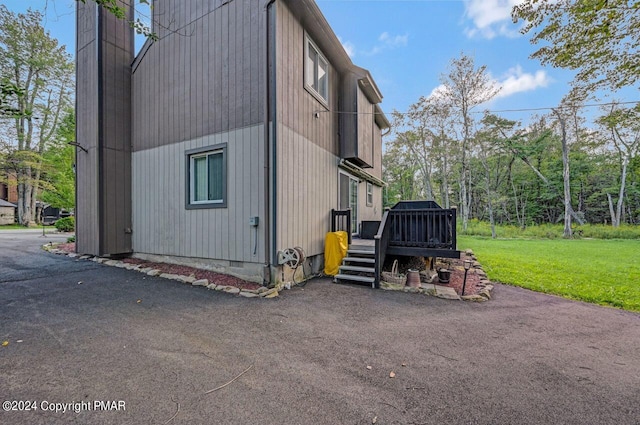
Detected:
[{"left": 334, "top": 244, "right": 376, "bottom": 288}]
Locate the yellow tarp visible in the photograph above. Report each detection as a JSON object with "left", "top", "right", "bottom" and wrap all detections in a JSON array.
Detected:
[{"left": 324, "top": 231, "right": 349, "bottom": 276}]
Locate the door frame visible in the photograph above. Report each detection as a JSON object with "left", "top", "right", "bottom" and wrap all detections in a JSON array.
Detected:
[{"left": 338, "top": 170, "right": 359, "bottom": 236}]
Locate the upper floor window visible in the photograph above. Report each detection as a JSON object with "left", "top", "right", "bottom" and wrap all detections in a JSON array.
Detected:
[{"left": 305, "top": 35, "right": 329, "bottom": 104}]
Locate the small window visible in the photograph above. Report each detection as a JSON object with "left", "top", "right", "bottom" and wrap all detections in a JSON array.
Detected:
[
  {"left": 366, "top": 182, "right": 373, "bottom": 206},
  {"left": 186, "top": 144, "right": 227, "bottom": 209},
  {"left": 305, "top": 36, "right": 329, "bottom": 104}
]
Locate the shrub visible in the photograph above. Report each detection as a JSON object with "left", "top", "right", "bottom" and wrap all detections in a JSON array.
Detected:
[
  {"left": 55, "top": 216, "right": 75, "bottom": 232},
  {"left": 67, "top": 235, "right": 76, "bottom": 243}
]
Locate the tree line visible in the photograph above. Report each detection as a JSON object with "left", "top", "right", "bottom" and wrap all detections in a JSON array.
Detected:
[{"left": 384, "top": 53, "right": 639, "bottom": 238}]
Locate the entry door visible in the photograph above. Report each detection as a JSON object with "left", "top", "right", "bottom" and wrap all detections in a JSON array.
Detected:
[{"left": 339, "top": 173, "right": 358, "bottom": 235}]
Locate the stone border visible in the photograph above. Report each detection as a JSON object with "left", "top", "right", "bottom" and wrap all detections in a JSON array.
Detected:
[
  {"left": 379, "top": 249, "right": 494, "bottom": 302},
  {"left": 42, "top": 244, "right": 280, "bottom": 299}
]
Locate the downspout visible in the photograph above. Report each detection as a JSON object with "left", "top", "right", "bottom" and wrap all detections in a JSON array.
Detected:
[{"left": 264, "top": 0, "right": 277, "bottom": 284}]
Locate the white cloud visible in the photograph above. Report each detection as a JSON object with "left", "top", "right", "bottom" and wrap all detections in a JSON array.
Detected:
[
  {"left": 493, "top": 66, "right": 552, "bottom": 98},
  {"left": 364, "top": 31, "right": 409, "bottom": 56},
  {"left": 463, "top": 0, "right": 523, "bottom": 39},
  {"left": 338, "top": 36, "right": 356, "bottom": 58},
  {"left": 428, "top": 65, "right": 552, "bottom": 102}
]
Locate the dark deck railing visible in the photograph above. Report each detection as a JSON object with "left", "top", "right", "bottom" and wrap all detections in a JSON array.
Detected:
[
  {"left": 375, "top": 206, "right": 459, "bottom": 287},
  {"left": 331, "top": 209, "right": 352, "bottom": 245},
  {"left": 374, "top": 210, "right": 391, "bottom": 289},
  {"left": 388, "top": 208, "right": 456, "bottom": 249}
]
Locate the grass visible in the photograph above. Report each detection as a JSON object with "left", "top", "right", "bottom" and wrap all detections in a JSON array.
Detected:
[
  {"left": 460, "top": 219, "right": 640, "bottom": 240},
  {"left": 0, "top": 224, "right": 35, "bottom": 230},
  {"left": 458, "top": 236, "right": 640, "bottom": 313}
]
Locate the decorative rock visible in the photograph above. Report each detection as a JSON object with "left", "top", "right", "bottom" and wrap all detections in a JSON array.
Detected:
[
  {"left": 464, "top": 249, "right": 474, "bottom": 255},
  {"left": 380, "top": 281, "right": 404, "bottom": 291},
  {"left": 433, "top": 285, "right": 461, "bottom": 300},
  {"left": 214, "top": 285, "right": 228, "bottom": 291},
  {"left": 403, "top": 287, "right": 421, "bottom": 294},
  {"left": 462, "top": 294, "right": 486, "bottom": 302},
  {"left": 192, "top": 279, "right": 209, "bottom": 287},
  {"left": 239, "top": 291, "right": 259, "bottom": 298},
  {"left": 114, "top": 262, "right": 127, "bottom": 268},
  {"left": 207, "top": 284, "right": 218, "bottom": 290},
  {"left": 263, "top": 290, "right": 279, "bottom": 299},
  {"left": 479, "top": 289, "right": 491, "bottom": 300},
  {"left": 68, "top": 253, "right": 78, "bottom": 258},
  {"left": 257, "top": 287, "right": 269, "bottom": 294},
  {"left": 138, "top": 267, "right": 152, "bottom": 274},
  {"left": 223, "top": 287, "right": 240, "bottom": 294},
  {"left": 259, "top": 287, "right": 279, "bottom": 297},
  {"left": 146, "top": 269, "right": 161, "bottom": 276},
  {"left": 179, "top": 275, "right": 196, "bottom": 284},
  {"left": 79, "top": 255, "right": 91, "bottom": 260}
]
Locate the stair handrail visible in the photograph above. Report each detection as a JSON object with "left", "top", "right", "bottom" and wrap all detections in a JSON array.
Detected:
[{"left": 374, "top": 210, "right": 391, "bottom": 288}]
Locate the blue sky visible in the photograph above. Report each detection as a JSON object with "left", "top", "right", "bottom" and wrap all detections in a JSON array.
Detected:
[{"left": 5, "top": 0, "right": 635, "bottom": 124}]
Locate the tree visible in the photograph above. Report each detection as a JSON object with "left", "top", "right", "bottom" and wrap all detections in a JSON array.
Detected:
[
  {"left": 512, "top": 0, "right": 640, "bottom": 92},
  {"left": 40, "top": 111, "right": 75, "bottom": 210},
  {"left": 596, "top": 103, "right": 640, "bottom": 226},
  {"left": 77, "top": 0, "right": 156, "bottom": 40},
  {"left": 439, "top": 53, "right": 500, "bottom": 230},
  {"left": 0, "top": 6, "right": 73, "bottom": 225}
]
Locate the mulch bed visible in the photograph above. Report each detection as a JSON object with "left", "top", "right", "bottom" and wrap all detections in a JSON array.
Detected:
[{"left": 56, "top": 242, "right": 260, "bottom": 291}]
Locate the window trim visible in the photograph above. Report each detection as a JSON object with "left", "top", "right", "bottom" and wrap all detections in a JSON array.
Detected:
[
  {"left": 185, "top": 143, "right": 228, "bottom": 210},
  {"left": 366, "top": 182, "right": 373, "bottom": 207},
  {"left": 304, "top": 33, "right": 330, "bottom": 107}
]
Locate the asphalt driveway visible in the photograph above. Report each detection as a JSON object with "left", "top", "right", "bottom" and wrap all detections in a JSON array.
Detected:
[{"left": 1, "top": 231, "right": 639, "bottom": 424}]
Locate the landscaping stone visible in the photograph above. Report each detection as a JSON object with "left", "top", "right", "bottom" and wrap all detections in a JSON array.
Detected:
[
  {"left": 79, "top": 255, "right": 91, "bottom": 260},
  {"left": 146, "top": 269, "right": 161, "bottom": 276},
  {"left": 68, "top": 253, "right": 78, "bottom": 258},
  {"left": 207, "top": 284, "right": 218, "bottom": 290},
  {"left": 192, "top": 279, "right": 209, "bottom": 287},
  {"left": 462, "top": 294, "right": 487, "bottom": 302},
  {"left": 223, "top": 287, "right": 240, "bottom": 294},
  {"left": 433, "top": 285, "right": 461, "bottom": 300},
  {"left": 263, "top": 290, "right": 279, "bottom": 298},
  {"left": 259, "top": 287, "right": 279, "bottom": 298},
  {"left": 380, "top": 281, "right": 405, "bottom": 291},
  {"left": 239, "top": 291, "right": 259, "bottom": 298},
  {"left": 214, "top": 285, "right": 228, "bottom": 291},
  {"left": 104, "top": 260, "right": 119, "bottom": 266},
  {"left": 179, "top": 275, "right": 196, "bottom": 284},
  {"left": 257, "top": 287, "right": 269, "bottom": 294}
]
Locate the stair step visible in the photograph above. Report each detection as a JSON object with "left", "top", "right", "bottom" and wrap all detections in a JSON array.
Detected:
[
  {"left": 339, "top": 265, "right": 375, "bottom": 273},
  {"left": 334, "top": 274, "right": 375, "bottom": 284},
  {"left": 347, "top": 249, "right": 375, "bottom": 256},
  {"left": 343, "top": 257, "right": 375, "bottom": 264}
]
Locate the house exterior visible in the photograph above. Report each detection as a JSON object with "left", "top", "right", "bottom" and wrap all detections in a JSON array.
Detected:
[
  {"left": 0, "top": 199, "right": 16, "bottom": 225},
  {"left": 75, "top": 0, "right": 389, "bottom": 284}
]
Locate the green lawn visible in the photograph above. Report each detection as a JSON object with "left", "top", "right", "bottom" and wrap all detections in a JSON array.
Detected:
[
  {"left": 0, "top": 224, "right": 34, "bottom": 230},
  {"left": 458, "top": 236, "right": 640, "bottom": 312}
]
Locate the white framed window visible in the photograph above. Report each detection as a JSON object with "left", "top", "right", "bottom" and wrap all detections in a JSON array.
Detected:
[
  {"left": 366, "top": 182, "right": 373, "bottom": 206},
  {"left": 185, "top": 144, "right": 227, "bottom": 209},
  {"left": 305, "top": 35, "right": 329, "bottom": 104}
]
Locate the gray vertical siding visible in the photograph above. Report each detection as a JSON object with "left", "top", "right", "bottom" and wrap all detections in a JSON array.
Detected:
[
  {"left": 274, "top": 1, "right": 341, "bottom": 256},
  {"left": 132, "top": 0, "right": 265, "bottom": 152},
  {"left": 76, "top": 1, "right": 133, "bottom": 256},
  {"left": 76, "top": 1, "right": 99, "bottom": 255},
  {"left": 130, "top": 0, "right": 267, "bottom": 266},
  {"left": 276, "top": 1, "right": 340, "bottom": 157},
  {"left": 357, "top": 86, "right": 374, "bottom": 167},
  {"left": 131, "top": 125, "right": 266, "bottom": 264}
]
